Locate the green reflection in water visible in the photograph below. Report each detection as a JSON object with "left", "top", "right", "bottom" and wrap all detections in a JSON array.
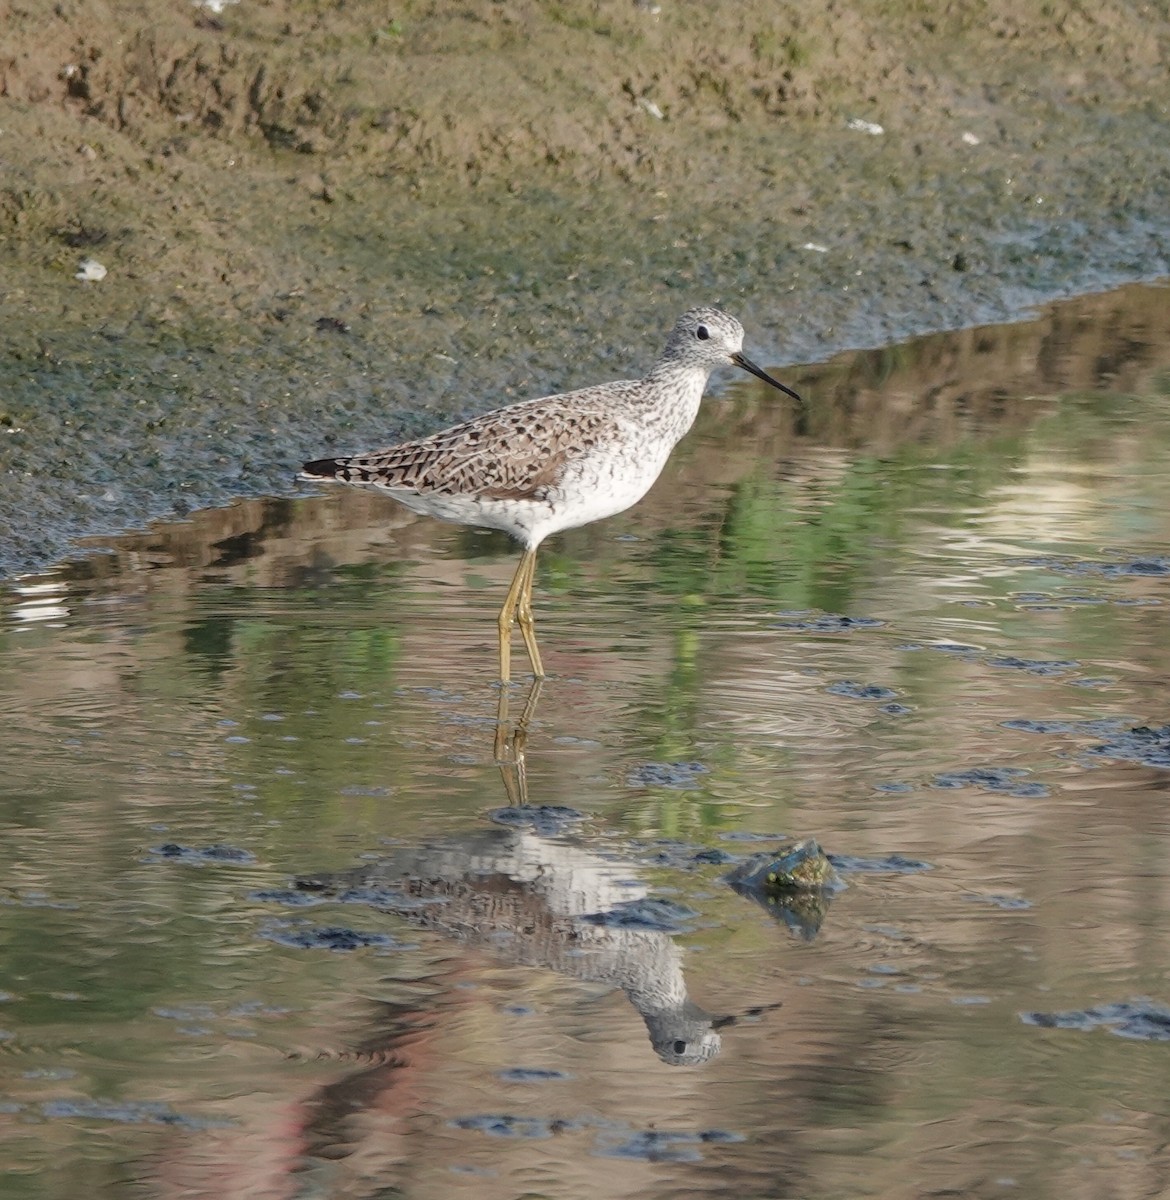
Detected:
[{"left": 3, "top": 290, "right": 1170, "bottom": 1199}]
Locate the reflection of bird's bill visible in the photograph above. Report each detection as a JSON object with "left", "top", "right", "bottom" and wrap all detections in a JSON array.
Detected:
[
  {"left": 730, "top": 351, "right": 804, "bottom": 405},
  {"left": 711, "top": 999, "right": 784, "bottom": 1031}
]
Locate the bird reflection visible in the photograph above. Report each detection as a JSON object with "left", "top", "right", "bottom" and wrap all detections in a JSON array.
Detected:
[
  {"left": 492, "top": 676, "right": 543, "bottom": 802},
  {"left": 297, "top": 680, "right": 747, "bottom": 1066}
]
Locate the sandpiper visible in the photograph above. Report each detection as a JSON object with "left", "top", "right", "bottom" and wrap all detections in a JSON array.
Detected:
[{"left": 301, "top": 306, "right": 801, "bottom": 681}]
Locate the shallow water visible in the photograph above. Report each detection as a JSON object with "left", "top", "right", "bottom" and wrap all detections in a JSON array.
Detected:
[{"left": 3, "top": 283, "right": 1170, "bottom": 1199}]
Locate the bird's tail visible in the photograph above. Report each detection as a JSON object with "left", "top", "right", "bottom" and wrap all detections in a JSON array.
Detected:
[{"left": 299, "top": 457, "right": 348, "bottom": 482}]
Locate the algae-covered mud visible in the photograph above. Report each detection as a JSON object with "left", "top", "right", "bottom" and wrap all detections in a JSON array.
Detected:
[
  {"left": 3, "top": 1, "right": 1170, "bottom": 571},
  {"left": 3, "top": 289, "right": 1170, "bottom": 1198}
]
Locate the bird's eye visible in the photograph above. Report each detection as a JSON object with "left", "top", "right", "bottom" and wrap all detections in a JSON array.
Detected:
[
  {"left": 695, "top": 325, "right": 710, "bottom": 341},
  {"left": 673, "top": 1040, "right": 688, "bottom": 1054}
]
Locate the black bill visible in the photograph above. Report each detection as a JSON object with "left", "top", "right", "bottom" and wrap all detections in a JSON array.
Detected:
[{"left": 731, "top": 351, "right": 803, "bottom": 404}]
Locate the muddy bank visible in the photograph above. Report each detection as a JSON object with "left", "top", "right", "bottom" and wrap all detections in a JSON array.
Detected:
[
  {"left": 2, "top": 0, "right": 1170, "bottom": 575},
  {"left": 40, "top": 280, "right": 1170, "bottom": 595}
]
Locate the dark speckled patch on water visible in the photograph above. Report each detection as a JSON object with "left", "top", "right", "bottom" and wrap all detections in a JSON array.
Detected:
[
  {"left": 497, "top": 1067, "right": 573, "bottom": 1083},
  {"left": 1002, "top": 717, "right": 1133, "bottom": 736},
  {"left": 985, "top": 656, "right": 1080, "bottom": 676},
  {"left": 827, "top": 853, "right": 934, "bottom": 874},
  {"left": 826, "top": 680, "right": 900, "bottom": 701},
  {"left": 41, "top": 1098, "right": 232, "bottom": 1128},
  {"left": 691, "top": 847, "right": 738, "bottom": 865},
  {"left": 1020, "top": 998, "right": 1170, "bottom": 1040},
  {"left": 1085, "top": 724, "right": 1170, "bottom": 768},
  {"left": 1023, "top": 554, "right": 1170, "bottom": 578},
  {"left": 628, "top": 839, "right": 709, "bottom": 869},
  {"left": 487, "top": 804, "right": 588, "bottom": 834},
  {"left": 257, "top": 921, "right": 409, "bottom": 952},
  {"left": 146, "top": 843, "right": 257, "bottom": 866},
  {"left": 929, "top": 767, "right": 1050, "bottom": 797},
  {"left": 593, "top": 1127, "right": 744, "bottom": 1162},
  {"left": 1099, "top": 558, "right": 1170, "bottom": 577},
  {"left": 451, "top": 1113, "right": 571, "bottom": 1138},
  {"left": 625, "top": 761, "right": 710, "bottom": 789},
  {"left": 249, "top": 888, "right": 324, "bottom": 906},
  {"left": 623, "top": 840, "right": 742, "bottom": 870},
  {"left": 581, "top": 898, "right": 698, "bottom": 932},
  {"left": 771, "top": 613, "right": 886, "bottom": 632}
]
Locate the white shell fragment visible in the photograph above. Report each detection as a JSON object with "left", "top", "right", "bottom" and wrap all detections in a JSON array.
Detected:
[
  {"left": 846, "top": 117, "right": 884, "bottom": 136},
  {"left": 75, "top": 258, "right": 107, "bottom": 282}
]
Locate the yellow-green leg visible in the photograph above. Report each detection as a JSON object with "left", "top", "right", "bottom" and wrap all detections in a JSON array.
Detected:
[
  {"left": 515, "top": 550, "right": 545, "bottom": 680},
  {"left": 498, "top": 547, "right": 543, "bottom": 683}
]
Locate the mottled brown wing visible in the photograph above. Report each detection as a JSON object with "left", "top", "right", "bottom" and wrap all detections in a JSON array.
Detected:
[{"left": 305, "top": 385, "right": 633, "bottom": 500}]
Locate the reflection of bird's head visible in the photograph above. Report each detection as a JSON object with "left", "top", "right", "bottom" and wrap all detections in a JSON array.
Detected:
[
  {"left": 651, "top": 1027, "right": 723, "bottom": 1067},
  {"left": 645, "top": 1000, "right": 784, "bottom": 1066},
  {"left": 643, "top": 999, "right": 725, "bottom": 1066}
]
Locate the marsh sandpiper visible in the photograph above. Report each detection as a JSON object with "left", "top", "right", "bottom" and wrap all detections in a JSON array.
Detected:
[{"left": 301, "top": 306, "right": 801, "bottom": 681}]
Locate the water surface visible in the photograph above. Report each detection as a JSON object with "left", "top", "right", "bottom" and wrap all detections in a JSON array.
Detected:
[{"left": 3, "top": 283, "right": 1170, "bottom": 1198}]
